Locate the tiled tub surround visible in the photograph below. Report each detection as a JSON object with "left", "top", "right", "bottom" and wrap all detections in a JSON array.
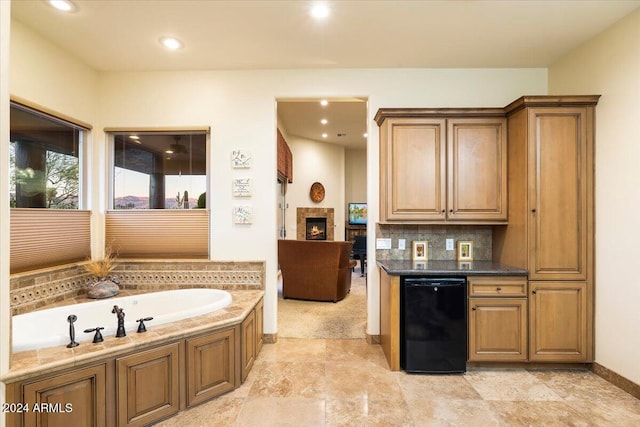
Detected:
[
  {"left": 10, "top": 260, "right": 265, "bottom": 315},
  {"left": 376, "top": 224, "right": 493, "bottom": 261},
  {"left": 4, "top": 289, "right": 263, "bottom": 383}
]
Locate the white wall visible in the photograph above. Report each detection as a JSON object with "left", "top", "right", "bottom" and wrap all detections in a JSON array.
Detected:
[
  {"left": 549, "top": 9, "right": 640, "bottom": 385},
  {"left": 283, "top": 136, "right": 346, "bottom": 241},
  {"left": 345, "top": 148, "right": 367, "bottom": 208},
  {"left": 5, "top": 17, "right": 548, "bottom": 347},
  {"left": 1, "top": 2, "right": 11, "bottom": 423}
]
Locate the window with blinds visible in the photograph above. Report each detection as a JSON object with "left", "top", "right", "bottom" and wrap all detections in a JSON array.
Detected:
[
  {"left": 106, "top": 129, "right": 209, "bottom": 258},
  {"left": 9, "top": 99, "right": 91, "bottom": 273}
]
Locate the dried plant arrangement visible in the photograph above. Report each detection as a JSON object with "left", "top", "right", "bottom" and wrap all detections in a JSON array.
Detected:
[
  {"left": 84, "top": 246, "right": 120, "bottom": 299},
  {"left": 83, "top": 245, "right": 117, "bottom": 279}
]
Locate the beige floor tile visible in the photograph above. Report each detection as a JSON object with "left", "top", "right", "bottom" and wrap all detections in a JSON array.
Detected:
[
  {"left": 398, "top": 371, "right": 482, "bottom": 401},
  {"left": 464, "top": 369, "right": 563, "bottom": 401},
  {"left": 528, "top": 369, "right": 636, "bottom": 402},
  {"left": 248, "top": 361, "right": 326, "bottom": 398},
  {"left": 326, "top": 396, "right": 413, "bottom": 427},
  {"left": 234, "top": 396, "right": 325, "bottom": 427},
  {"left": 408, "top": 399, "right": 501, "bottom": 427},
  {"left": 565, "top": 399, "right": 640, "bottom": 426},
  {"left": 257, "top": 338, "right": 328, "bottom": 363},
  {"left": 325, "top": 361, "right": 403, "bottom": 400},
  {"left": 154, "top": 396, "right": 244, "bottom": 427},
  {"left": 324, "top": 339, "right": 390, "bottom": 368},
  {"left": 489, "top": 401, "right": 591, "bottom": 427}
]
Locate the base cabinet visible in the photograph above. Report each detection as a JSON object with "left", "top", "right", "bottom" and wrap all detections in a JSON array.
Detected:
[
  {"left": 116, "top": 343, "right": 180, "bottom": 427},
  {"left": 529, "top": 282, "right": 588, "bottom": 362},
  {"left": 468, "top": 276, "right": 528, "bottom": 362},
  {"left": 19, "top": 364, "right": 107, "bottom": 427},
  {"left": 186, "top": 328, "right": 237, "bottom": 408},
  {"left": 469, "top": 298, "right": 528, "bottom": 361}
]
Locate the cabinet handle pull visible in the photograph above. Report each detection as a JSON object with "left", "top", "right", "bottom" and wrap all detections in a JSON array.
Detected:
[{"left": 532, "top": 289, "right": 537, "bottom": 294}]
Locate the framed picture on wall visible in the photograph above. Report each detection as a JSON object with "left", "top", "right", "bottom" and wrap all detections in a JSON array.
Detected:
[
  {"left": 457, "top": 240, "right": 474, "bottom": 261},
  {"left": 412, "top": 240, "right": 428, "bottom": 261}
]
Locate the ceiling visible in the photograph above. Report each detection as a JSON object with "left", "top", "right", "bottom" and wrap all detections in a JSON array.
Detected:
[{"left": 11, "top": 0, "right": 640, "bottom": 148}]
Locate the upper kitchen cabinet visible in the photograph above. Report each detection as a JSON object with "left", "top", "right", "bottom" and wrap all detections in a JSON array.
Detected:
[{"left": 375, "top": 109, "right": 506, "bottom": 224}]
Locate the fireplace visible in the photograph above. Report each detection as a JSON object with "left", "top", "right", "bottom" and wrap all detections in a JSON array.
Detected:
[
  {"left": 297, "top": 207, "right": 334, "bottom": 240},
  {"left": 306, "top": 217, "right": 327, "bottom": 240}
]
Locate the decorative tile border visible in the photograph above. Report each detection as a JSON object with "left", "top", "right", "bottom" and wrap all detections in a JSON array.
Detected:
[{"left": 10, "top": 260, "right": 265, "bottom": 315}]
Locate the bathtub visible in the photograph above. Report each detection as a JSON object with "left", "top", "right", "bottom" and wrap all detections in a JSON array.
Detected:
[{"left": 12, "top": 288, "right": 232, "bottom": 353}]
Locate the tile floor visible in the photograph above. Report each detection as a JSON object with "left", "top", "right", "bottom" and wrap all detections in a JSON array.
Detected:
[{"left": 156, "top": 338, "right": 640, "bottom": 426}]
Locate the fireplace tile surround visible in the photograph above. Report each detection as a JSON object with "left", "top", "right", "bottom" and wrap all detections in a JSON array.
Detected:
[{"left": 297, "top": 207, "right": 334, "bottom": 240}]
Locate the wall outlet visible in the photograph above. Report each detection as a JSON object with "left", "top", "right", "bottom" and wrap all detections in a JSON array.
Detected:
[
  {"left": 398, "top": 239, "right": 406, "bottom": 250},
  {"left": 376, "top": 238, "right": 392, "bottom": 250},
  {"left": 446, "top": 238, "right": 454, "bottom": 251}
]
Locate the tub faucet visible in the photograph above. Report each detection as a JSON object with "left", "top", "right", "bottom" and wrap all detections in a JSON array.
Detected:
[
  {"left": 66, "top": 314, "right": 79, "bottom": 348},
  {"left": 112, "top": 305, "right": 126, "bottom": 337}
]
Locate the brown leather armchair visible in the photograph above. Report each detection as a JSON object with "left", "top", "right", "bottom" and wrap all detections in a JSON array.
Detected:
[{"left": 278, "top": 239, "right": 356, "bottom": 302}]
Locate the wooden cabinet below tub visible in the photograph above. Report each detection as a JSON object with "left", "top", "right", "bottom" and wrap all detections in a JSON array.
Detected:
[{"left": 116, "top": 343, "right": 181, "bottom": 427}]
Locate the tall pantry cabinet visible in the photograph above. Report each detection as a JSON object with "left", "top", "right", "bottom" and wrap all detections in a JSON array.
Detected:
[{"left": 493, "top": 95, "right": 599, "bottom": 362}]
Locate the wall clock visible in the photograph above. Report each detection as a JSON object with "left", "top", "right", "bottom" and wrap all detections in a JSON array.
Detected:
[{"left": 310, "top": 182, "right": 325, "bottom": 203}]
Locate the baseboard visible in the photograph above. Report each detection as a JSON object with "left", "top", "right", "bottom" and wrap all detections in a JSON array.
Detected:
[
  {"left": 592, "top": 362, "right": 640, "bottom": 400},
  {"left": 263, "top": 333, "right": 278, "bottom": 344},
  {"left": 366, "top": 334, "right": 380, "bottom": 344}
]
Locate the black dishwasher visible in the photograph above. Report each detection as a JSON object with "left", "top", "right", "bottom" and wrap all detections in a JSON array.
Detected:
[{"left": 401, "top": 277, "right": 467, "bottom": 373}]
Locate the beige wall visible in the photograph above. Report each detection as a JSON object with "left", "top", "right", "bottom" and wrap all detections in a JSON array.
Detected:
[
  {"left": 1, "top": 1, "right": 11, "bottom": 419},
  {"left": 283, "top": 136, "right": 346, "bottom": 241},
  {"left": 345, "top": 148, "right": 367, "bottom": 210},
  {"left": 4, "top": 17, "right": 548, "bottom": 351},
  {"left": 549, "top": 9, "right": 640, "bottom": 385}
]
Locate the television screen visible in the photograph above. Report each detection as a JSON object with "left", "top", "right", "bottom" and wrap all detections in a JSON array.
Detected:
[{"left": 348, "top": 203, "right": 367, "bottom": 225}]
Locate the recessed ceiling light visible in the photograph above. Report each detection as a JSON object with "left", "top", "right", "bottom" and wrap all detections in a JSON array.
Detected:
[
  {"left": 49, "top": 0, "right": 75, "bottom": 12},
  {"left": 322, "top": 133, "right": 328, "bottom": 138},
  {"left": 363, "top": 133, "right": 368, "bottom": 138},
  {"left": 165, "top": 150, "right": 174, "bottom": 154},
  {"left": 160, "top": 37, "right": 183, "bottom": 50},
  {"left": 310, "top": 3, "right": 330, "bottom": 19},
  {"left": 129, "top": 135, "right": 140, "bottom": 140},
  {"left": 320, "top": 99, "right": 328, "bottom": 106},
  {"left": 321, "top": 119, "right": 328, "bottom": 125}
]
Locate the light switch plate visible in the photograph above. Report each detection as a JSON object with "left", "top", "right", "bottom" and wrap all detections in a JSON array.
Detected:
[
  {"left": 446, "top": 238, "right": 454, "bottom": 251},
  {"left": 398, "top": 239, "right": 406, "bottom": 250},
  {"left": 376, "top": 238, "right": 392, "bottom": 250}
]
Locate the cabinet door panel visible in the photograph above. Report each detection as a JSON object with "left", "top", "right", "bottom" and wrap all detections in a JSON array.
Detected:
[
  {"left": 117, "top": 343, "right": 180, "bottom": 427},
  {"left": 529, "top": 282, "right": 588, "bottom": 361},
  {"left": 384, "top": 119, "right": 446, "bottom": 220},
  {"left": 23, "top": 364, "right": 106, "bottom": 427},
  {"left": 186, "top": 329, "right": 235, "bottom": 407},
  {"left": 529, "top": 108, "right": 589, "bottom": 280},
  {"left": 241, "top": 309, "right": 256, "bottom": 383},
  {"left": 448, "top": 118, "right": 507, "bottom": 221},
  {"left": 469, "top": 298, "right": 527, "bottom": 361}
]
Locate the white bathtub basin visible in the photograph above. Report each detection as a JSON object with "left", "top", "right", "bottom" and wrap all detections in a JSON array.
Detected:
[{"left": 12, "top": 288, "right": 232, "bottom": 353}]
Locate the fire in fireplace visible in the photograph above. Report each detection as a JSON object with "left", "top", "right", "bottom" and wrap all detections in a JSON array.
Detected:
[{"left": 306, "top": 217, "right": 327, "bottom": 240}]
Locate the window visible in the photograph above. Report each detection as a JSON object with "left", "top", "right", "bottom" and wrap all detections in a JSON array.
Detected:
[
  {"left": 111, "top": 132, "right": 207, "bottom": 209},
  {"left": 9, "top": 102, "right": 84, "bottom": 208},
  {"left": 106, "top": 130, "right": 209, "bottom": 258},
  {"left": 9, "top": 101, "right": 91, "bottom": 273}
]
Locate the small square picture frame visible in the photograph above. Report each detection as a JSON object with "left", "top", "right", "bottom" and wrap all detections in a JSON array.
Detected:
[
  {"left": 413, "top": 261, "right": 427, "bottom": 270},
  {"left": 457, "top": 240, "right": 474, "bottom": 261},
  {"left": 458, "top": 261, "right": 472, "bottom": 270},
  {"left": 412, "top": 240, "right": 428, "bottom": 261}
]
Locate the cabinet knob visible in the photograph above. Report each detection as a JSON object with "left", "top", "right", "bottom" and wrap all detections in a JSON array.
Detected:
[
  {"left": 441, "top": 209, "right": 445, "bottom": 213},
  {"left": 472, "top": 306, "right": 477, "bottom": 311},
  {"left": 449, "top": 209, "right": 453, "bottom": 213},
  {"left": 532, "top": 289, "right": 537, "bottom": 294},
  {"left": 496, "top": 287, "right": 502, "bottom": 291},
  {"left": 531, "top": 208, "right": 537, "bottom": 213}
]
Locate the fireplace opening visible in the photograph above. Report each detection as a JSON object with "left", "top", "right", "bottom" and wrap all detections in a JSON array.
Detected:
[{"left": 306, "top": 217, "right": 327, "bottom": 240}]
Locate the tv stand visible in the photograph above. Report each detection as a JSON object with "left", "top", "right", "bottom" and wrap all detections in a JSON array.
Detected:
[{"left": 345, "top": 222, "right": 366, "bottom": 242}]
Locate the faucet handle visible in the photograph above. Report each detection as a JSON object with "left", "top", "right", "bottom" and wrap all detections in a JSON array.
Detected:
[
  {"left": 84, "top": 326, "right": 105, "bottom": 343},
  {"left": 136, "top": 317, "right": 154, "bottom": 333}
]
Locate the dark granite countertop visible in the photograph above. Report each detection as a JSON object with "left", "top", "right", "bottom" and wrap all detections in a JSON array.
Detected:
[{"left": 377, "top": 260, "right": 528, "bottom": 276}]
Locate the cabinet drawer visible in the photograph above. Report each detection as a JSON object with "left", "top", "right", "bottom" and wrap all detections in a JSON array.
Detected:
[{"left": 468, "top": 276, "right": 527, "bottom": 297}]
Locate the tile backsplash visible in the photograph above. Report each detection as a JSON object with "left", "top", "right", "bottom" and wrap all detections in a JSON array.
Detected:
[{"left": 376, "top": 224, "right": 493, "bottom": 261}]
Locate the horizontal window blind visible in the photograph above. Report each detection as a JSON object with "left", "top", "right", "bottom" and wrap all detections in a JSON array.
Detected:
[
  {"left": 11, "top": 209, "right": 91, "bottom": 273},
  {"left": 106, "top": 210, "right": 209, "bottom": 258}
]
